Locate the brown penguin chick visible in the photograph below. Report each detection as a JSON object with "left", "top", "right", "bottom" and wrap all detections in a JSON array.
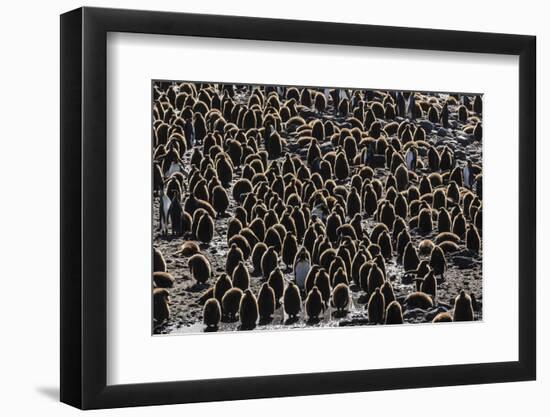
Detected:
[
  {"left": 418, "top": 208, "right": 433, "bottom": 234},
  {"left": 346, "top": 188, "right": 362, "bottom": 218},
  {"left": 449, "top": 166, "right": 463, "bottom": 187},
  {"left": 453, "top": 290, "right": 474, "bottom": 321},
  {"left": 380, "top": 281, "right": 396, "bottom": 305},
  {"left": 153, "top": 288, "right": 170, "bottom": 326},
  {"left": 304, "top": 265, "right": 321, "bottom": 296},
  {"left": 350, "top": 212, "right": 363, "bottom": 238},
  {"left": 232, "top": 178, "right": 253, "bottom": 203},
  {"left": 232, "top": 261, "right": 250, "bottom": 291},
  {"left": 228, "top": 234, "right": 252, "bottom": 260},
  {"left": 261, "top": 247, "right": 279, "bottom": 280},
  {"left": 363, "top": 185, "right": 378, "bottom": 217},
  {"left": 331, "top": 283, "right": 350, "bottom": 314},
  {"left": 197, "top": 287, "right": 214, "bottom": 305},
  {"left": 196, "top": 212, "right": 215, "bottom": 244},
  {"left": 226, "top": 243, "right": 244, "bottom": 276},
  {"left": 240, "top": 228, "right": 260, "bottom": 253},
  {"left": 394, "top": 194, "right": 408, "bottom": 219},
  {"left": 418, "top": 239, "right": 436, "bottom": 257},
  {"left": 305, "top": 286, "right": 325, "bottom": 322},
  {"left": 239, "top": 289, "right": 259, "bottom": 330},
  {"left": 358, "top": 261, "right": 373, "bottom": 294},
  {"left": 226, "top": 217, "right": 243, "bottom": 242},
  {"left": 264, "top": 226, "right": 283, "bottom": 253},
  {"left": 282, "top": 233, "right": 299, "bottom": 270},
  {"left": 419, "top": 176, "right": 432, "bottom": 196},
  {"left": 248, "top": 218, "right": 267, "bottom": 243},
  {"left": 334, "top": 151, "right": 350, "bottom": 181},
  {"left": 473, "top": 95, "right": 482, "bottom": 114},
  {"left": 251, "top": 242, "right": 268, "bottom": 275},
  {"left": 403, "top": 242, "right": 420, "bottom": 271},
  {"left": 370, "top": 223, "right": 390, "bottom": 244},
  {"left": 427, "top": 146, "right": 440, "bottom": 171},
  {"left": 213, "top": 273, "right": 233, "bottom": 303},
  {"left": 395, "top": 164, "right": 409, "bottom": 191},
  {"left": 414, "top": 260, "right": 431, "bottom": 281},
  {"left": 326, "top": 212, "right": 343, "bottom": 243},
  {"left": 439, "top": 240, "right": 460, "bottom": 253},
  {"left": 314, "top": 269, "right": 332, "bottom": 304},
  {"left": 257, "top": 283, "right": 276, "bottom": 322},
  {"left": 283, "top": 282, "right": 302, "bottom": 319},
  {"left": 153, "top": 271, "right": 175, "bottom": 288},
  {"left": 265, "top": 131, "right": 284, "bottom": 159},
  {"left": 221, "top": 287, "right": 243, "bottom": 322},
  {"left": 153, "top": 247, "right": 167, "bottom": 272},
  {"left": 473, "top": 122, "right": 482, "bottom": 142},
  {"left": 367, "top": 288, "right": 385, "bottom": 324},
  {"left": 435, "top": 231, "right": 461, "bottom": 245},
  {"left": 377, "top": 230, "right": 393, "bottom": 260},
  {"left": 405, "top": 291, "right": 434, "bottom": 309},
  {"left": 429, "top": 246, "right": 447, "bottom": 279},
  {"left": 215, "top": 155, "right": 233, "bottom": 187},
  {"left": 373, "top": 252, "right": 386, "bottom": 276},
  {"left": 379, "top": 202, "right": 396, "bottom": 230},
  {"left": 438, "top": 208, "right": 452, "bottom": 233},
  {"left": 176, "top": 241, "right": 200, "bottom": 257},
  {"left": 268, "top": 267, "right": 285, "bottom": 306},
  {"left": 420, "top": 269, "right": 437, "bottom": 299},
  {"left": 188, "top": 253, "right": 211, "bottom": 285},
  {"left": 457, "top": 105, "right": 468, "bottom": 122},
  {"left": 351, "top": 251, "right": 368, "bottom": 287},
  {"left": 332, "top": 267, "right": 349, "bottom": 287},
  {"left": 203, "top": 297, "right": 222, "bottom": 329},
  {"left": 466, "top": 225, "right": 481, "bottom": 253},
  {"left": 385, "top": 300, "right": 404, "bottom": 325},
  {"left": 367, "top": 263, "right": 385, "bottom": 299},
  {"left": 396, "top": 229, "right": 412, "bottom": 258},
  {"left": 392, "top": 216, "right": 407, "bottom": 240},
  {"left": 211, "top": 185, "right": 229, "bottom": 216},
  {"left": 452, "top": 213, "right": 467, "bottom": 239},
  {"left": 432, "top": 188, "right": 447, "bottom": 210},
  {"left": 432, "top": 312, "right": 453, "bottom": 323}
]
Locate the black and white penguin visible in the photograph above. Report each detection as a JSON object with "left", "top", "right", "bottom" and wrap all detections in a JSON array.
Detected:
[
  {"left": 293, "top": 247, "right": 311, "bottom": 290},
  {"left": 463, "top": 160, "right": 474, "bottom": 189},
  {"left": 405, "top": 147, "right": 417, "bottom": 171},
  {"left": 159, "top": 189, "right": 172, "bottom": 236},
  {"left": 440, "top": 102, "right": 449, "bottom": 128}
]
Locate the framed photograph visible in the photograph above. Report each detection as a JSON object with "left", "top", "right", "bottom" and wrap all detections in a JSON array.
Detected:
[{"left": 60, "top": 6, "right": 536, "bottom": 409}]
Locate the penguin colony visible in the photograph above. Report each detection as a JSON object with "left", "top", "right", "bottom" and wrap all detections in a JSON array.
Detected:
[{"left": 151, "top": 81, "right": 483, "bottom": 334}]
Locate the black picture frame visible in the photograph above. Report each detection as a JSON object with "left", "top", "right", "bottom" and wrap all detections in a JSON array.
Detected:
[{"left": 60, "top": 6, "right": 536, "bottom": 410}]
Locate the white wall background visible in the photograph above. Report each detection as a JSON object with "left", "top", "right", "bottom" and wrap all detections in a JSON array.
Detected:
[{"left": 0, "top": 0, "right": 545, "bottom": 415}]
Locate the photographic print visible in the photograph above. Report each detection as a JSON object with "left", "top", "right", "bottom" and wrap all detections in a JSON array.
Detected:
[{"left": 152, "top": 81, "right": 482, "bottom": 335}]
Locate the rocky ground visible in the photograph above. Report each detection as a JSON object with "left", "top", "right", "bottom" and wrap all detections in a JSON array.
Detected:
[{"left": 153, "top": 85, "right": 482, "bottom": 335}]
